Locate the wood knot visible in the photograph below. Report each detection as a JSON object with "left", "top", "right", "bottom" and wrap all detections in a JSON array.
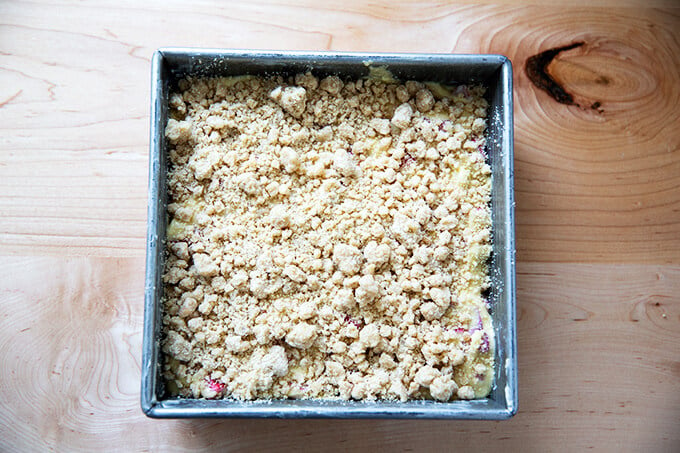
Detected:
[
  {"left": 525, "top": 41, "right": 605, "bottom": 114},
  {"left": 525, "top": 42, "right": 585, "bottom": 106}
]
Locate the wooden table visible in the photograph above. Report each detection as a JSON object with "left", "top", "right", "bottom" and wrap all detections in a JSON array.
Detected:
[{"left": 1, "top": 1, "right": 678, "bottom": 451}]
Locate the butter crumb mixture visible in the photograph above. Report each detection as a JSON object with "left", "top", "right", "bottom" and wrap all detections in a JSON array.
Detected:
[{"left": 161, "top": 72, "right": 494, "bottom": 402}]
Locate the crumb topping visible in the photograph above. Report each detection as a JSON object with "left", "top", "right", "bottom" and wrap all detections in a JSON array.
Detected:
[{"left": 161, "top": 71, "right": 494, "bottom": 402}]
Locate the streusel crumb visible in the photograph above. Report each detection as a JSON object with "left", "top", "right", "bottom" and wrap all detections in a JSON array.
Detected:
[{"left": 161, "top": 71, "right": 494, "bottom": 402}]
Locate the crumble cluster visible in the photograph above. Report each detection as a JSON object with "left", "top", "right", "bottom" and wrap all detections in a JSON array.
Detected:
[{"left": 161, "top": 71, "right": 494, "bottom": 402}]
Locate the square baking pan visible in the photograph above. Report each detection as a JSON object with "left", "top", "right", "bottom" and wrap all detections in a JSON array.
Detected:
[{"left": 142, "top": 48, "right": 516, "bottom": 419}]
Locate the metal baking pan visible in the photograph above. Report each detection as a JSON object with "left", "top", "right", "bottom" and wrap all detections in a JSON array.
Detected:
[{"left": 142, "top": 48, "right": 516, "bottom": 419}]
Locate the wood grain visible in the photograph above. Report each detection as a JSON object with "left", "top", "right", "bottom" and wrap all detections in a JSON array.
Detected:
[
  {"left": 1, "top": 0, "right": 679, "bottom": 451},
  {"left": 0, "top": 258, "right": 678, "bottom": 451}
]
